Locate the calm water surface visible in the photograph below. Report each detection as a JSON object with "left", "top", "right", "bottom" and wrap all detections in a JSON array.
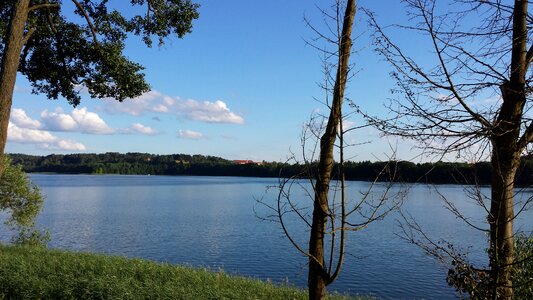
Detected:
[{"left": 3, "top": 174, "right": 532, "bottom": 299}]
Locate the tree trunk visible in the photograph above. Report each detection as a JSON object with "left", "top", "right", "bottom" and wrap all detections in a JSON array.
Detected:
[
  {"left": 308, "top": 1, "right": 355, "bottom": 299},
  {"left": 491, "top": 80, "right": 522, "bottom": 298},
  {"left": 489, "top": 144, "right": 518, "bottom": 299},
  {"left": 0, "top": 0, "right": 30, "bottom": 177},
  {"left": 308, "top": 188, "right": 329, "bottom": 300},
  {"left": 487, "top": 1, "right": 529, "bottom": 298}
]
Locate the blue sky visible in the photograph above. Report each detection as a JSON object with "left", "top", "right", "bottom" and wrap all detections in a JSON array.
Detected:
[{"left": 7, "top": 0, "right": 429, "bottom": 162}]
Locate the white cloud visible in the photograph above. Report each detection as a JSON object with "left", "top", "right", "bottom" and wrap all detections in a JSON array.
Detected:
[
  {"left": 152, "top": 104, "right": 169, "bottom": 113},
  {"left": 8, "top": 122, "right": 86, "bottom": 151},
  {"left": 100, "top": 90, "right": 163, "bottom": 116},
  {"left": 71, "top": 107, "right": 114, "bottom": 134},
  {"left": 129, "top": 123, "right": 157, "bottom": 135},
  {"left": 10, "top": 108, "right": 41, "bottom": 129},
  {"left": 40, "top": 108, "right": 77, "bottom": 131},
  {"left": 41, "top": 107, "right": 114, "bottom": 134},
  {"left": 343, "top": 120, "right": 356, "bottom": 130},
  {"left": 10, "top": 107, "right": 158, "bottom": 149},
  {"left": 100, "top": 90, "right": 244, "bottom": 124},
  {"left": 8, "top": 123, "right": 55, "bottom": 143},
  {"left": 40, "top": 139, "right": 87, "bottom": 151},
  {"left": 163, "top": 96, "right": 176, "bottom": 106},
  {"left": 177, "top": 129, "right": 205, "bottom": 140},
  {"left": 177, "top": 99, "right": 244, "bottom": 124}
]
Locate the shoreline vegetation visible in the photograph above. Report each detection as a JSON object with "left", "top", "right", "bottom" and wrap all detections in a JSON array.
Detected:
[
  {"left": 8, "top": 152, "right": 533, "bottom": 186},
  {"left": 0, "top": 245, "right": 355, "bottom": 300}
]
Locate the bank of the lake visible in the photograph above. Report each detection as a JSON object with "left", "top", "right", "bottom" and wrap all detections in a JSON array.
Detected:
[
  {"left": 0, "top": 245, "right": 355, "bottom": 300},
  {"left": 9, "top": 152, "right": 533, "bottom": 186}
]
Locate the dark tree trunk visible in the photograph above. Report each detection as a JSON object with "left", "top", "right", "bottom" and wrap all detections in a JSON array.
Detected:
[
  {"left": 488, "top": 1, "right": 528, "bottom": 298},
  {"left": 0, "top": 0, "right": 30, "bottom": 177},
  {"left": 308, "top": 1, "right": 355, "bottom": 299},
  {"left": 489, "top": 153, "right": 517, "bottom": 299},
  {"left": 491, "top": 80, "right": 523, "bottom": 298}
]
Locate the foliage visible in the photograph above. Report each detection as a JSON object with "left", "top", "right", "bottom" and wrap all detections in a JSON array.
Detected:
[
  {"left": 447, "top": 254, "right": 491, "bottom": 299},
  {"left": 8, "top": 152, "right": 533, "bottom": 185},
  {"left": 0, "top": 157, "right": 48, "bottom": 246},
  {"left": 0, "top": 245, "right": 356, "bottom": 300},
  {"left": 446, "top": 233, "right": 533, "bottom": 299},
  {"left": 9, "top": 152, "right": 302, "bottom": 177},
  {"left": 0, "top": 0, "right": 199, "bottom": 106},
  {"left": 514, "top": 234, "right": 533, "bottom": 299}
]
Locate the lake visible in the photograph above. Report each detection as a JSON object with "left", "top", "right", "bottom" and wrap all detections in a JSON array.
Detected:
[{"left": 2, "top": 174, "right": 532, "bottom": 299}]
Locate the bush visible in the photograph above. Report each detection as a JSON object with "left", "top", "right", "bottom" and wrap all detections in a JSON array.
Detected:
[
  {"left": 447, "top": 234, "right": 533, "bottom": 299},
  {"left": 514, "top": 233, "right": 533, "bottom": 299},
  {"left": 0, "top": 158, "right": 49, "bottom": 246}
]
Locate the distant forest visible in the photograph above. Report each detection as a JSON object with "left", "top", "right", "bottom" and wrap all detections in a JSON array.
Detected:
[{"left": 7, "top": 152, "right": 533, "bottom": 186}]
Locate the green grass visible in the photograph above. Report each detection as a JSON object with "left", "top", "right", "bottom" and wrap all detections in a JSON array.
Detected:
[{"left": 0, "top": 245, "right": 356, "bottom": 299}]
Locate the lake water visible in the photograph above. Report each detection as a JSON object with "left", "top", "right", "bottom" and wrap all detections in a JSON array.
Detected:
[{"left": 2, "top": 174, "right": 533, "bottom": 299}]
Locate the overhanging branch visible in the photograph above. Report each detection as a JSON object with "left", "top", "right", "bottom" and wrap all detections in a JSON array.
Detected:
[
  {"left": 28, "top": 3, "right": 59, "bottom": 12},
  {"left": 71, "top": 0, "right": 99, "bottom": 45}
]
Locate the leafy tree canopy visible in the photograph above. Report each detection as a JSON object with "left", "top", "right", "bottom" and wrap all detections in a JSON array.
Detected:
[
  {"left": 0, "top": 157, "right": 48, "bottom": 246},
  {"left": 0, "top": 0, "right": 199, "bottom": 106}
]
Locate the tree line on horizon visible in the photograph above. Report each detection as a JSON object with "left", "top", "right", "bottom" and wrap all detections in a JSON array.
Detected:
[{"left": 8, "top": 152, "right": 533, "bottom": 186}]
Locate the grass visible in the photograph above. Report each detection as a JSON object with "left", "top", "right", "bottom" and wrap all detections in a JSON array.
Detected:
[{"left": 0, "top": 245, "right": 355, "bottom": 299}]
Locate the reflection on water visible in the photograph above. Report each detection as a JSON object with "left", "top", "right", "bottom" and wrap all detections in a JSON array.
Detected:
[{"left": 1, "top": 174, "right": 531, "bottom": 299}]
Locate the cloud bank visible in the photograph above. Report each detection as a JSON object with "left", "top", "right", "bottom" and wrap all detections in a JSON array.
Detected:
[
  {"left": 10, "top": 108, "right": 41, "bottom": 129},
  {"left": 8, "top": 122, "right": 86, "bottom": 151},
  {"left": 101, "top": 91, "right": 244, "bottom": 124},
  {"left": 8, "top": 107, "right": 159, "bottom": 151},
  {"left": 41, "top": 107, "right": 114, "bottom": 134}
]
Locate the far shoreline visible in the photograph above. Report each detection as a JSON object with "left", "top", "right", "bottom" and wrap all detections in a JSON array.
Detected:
[{"left": 11, "top": 152, "right": 532, "bottom": 187}]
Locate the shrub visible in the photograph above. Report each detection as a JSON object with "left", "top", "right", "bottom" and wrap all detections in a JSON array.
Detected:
[
  {"left": 447, "top": 233, "right": 533, "bottom": 298},
  {"left": 0, "top": 158, "right": 48, "bottom": 246}
]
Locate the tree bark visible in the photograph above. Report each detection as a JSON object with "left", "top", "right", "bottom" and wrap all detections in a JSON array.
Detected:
[
  {"left": 0, "top": 0, "right": 31, "bottom": 177},
  {"left": 308, "top": 1, "right": 355, "bottom": 299},
  {"left": 491, "top": 81, "right": 522, "bottom": 298},
  {"left": 489, "top": 155, "right": 517, "bottom": 300},
  {"left": 487, "top": 1, "right": 528, "bottom": 298}
]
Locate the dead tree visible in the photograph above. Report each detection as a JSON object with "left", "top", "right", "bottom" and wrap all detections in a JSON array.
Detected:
[
  {"left": 307, "top": 1, "right": 356, "bottom": 299},
  {"left": 367, "top": 0, "right": 533, "bottom": 298},
  {"left": 257, "top": 1, "right": 400, "bottom": 299}
]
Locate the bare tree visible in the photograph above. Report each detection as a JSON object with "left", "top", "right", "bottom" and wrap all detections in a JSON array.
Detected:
[
  {"left": 258, "top": 1, "right": 400, "bottom": 299},
  {"left": 367, "top": 0, "right": 533, "bottom": 298},
  {"left": 307, "top": 1, "right": 356, "bottom": 299}
]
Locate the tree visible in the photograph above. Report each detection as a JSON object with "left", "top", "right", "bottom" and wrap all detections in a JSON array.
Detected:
[
  {"left": 0, "top": 157, "right": 48, "bottom": 246},
  {"left": 0, "top": 0, "right": 199, "bottom": 176},
  {"left": 258, "top": 1, "right": 399, "bottom": 299},
  {"left": 368, "top": 0, "right": 533, "bottom": 297},
  {"left": 307, "top": 1, "right": 356, "bottom": 299}
]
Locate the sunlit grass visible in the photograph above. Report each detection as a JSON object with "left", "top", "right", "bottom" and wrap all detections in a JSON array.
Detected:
[{"left": 0, "top": 245, "right": 359, "bottom": 299}]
